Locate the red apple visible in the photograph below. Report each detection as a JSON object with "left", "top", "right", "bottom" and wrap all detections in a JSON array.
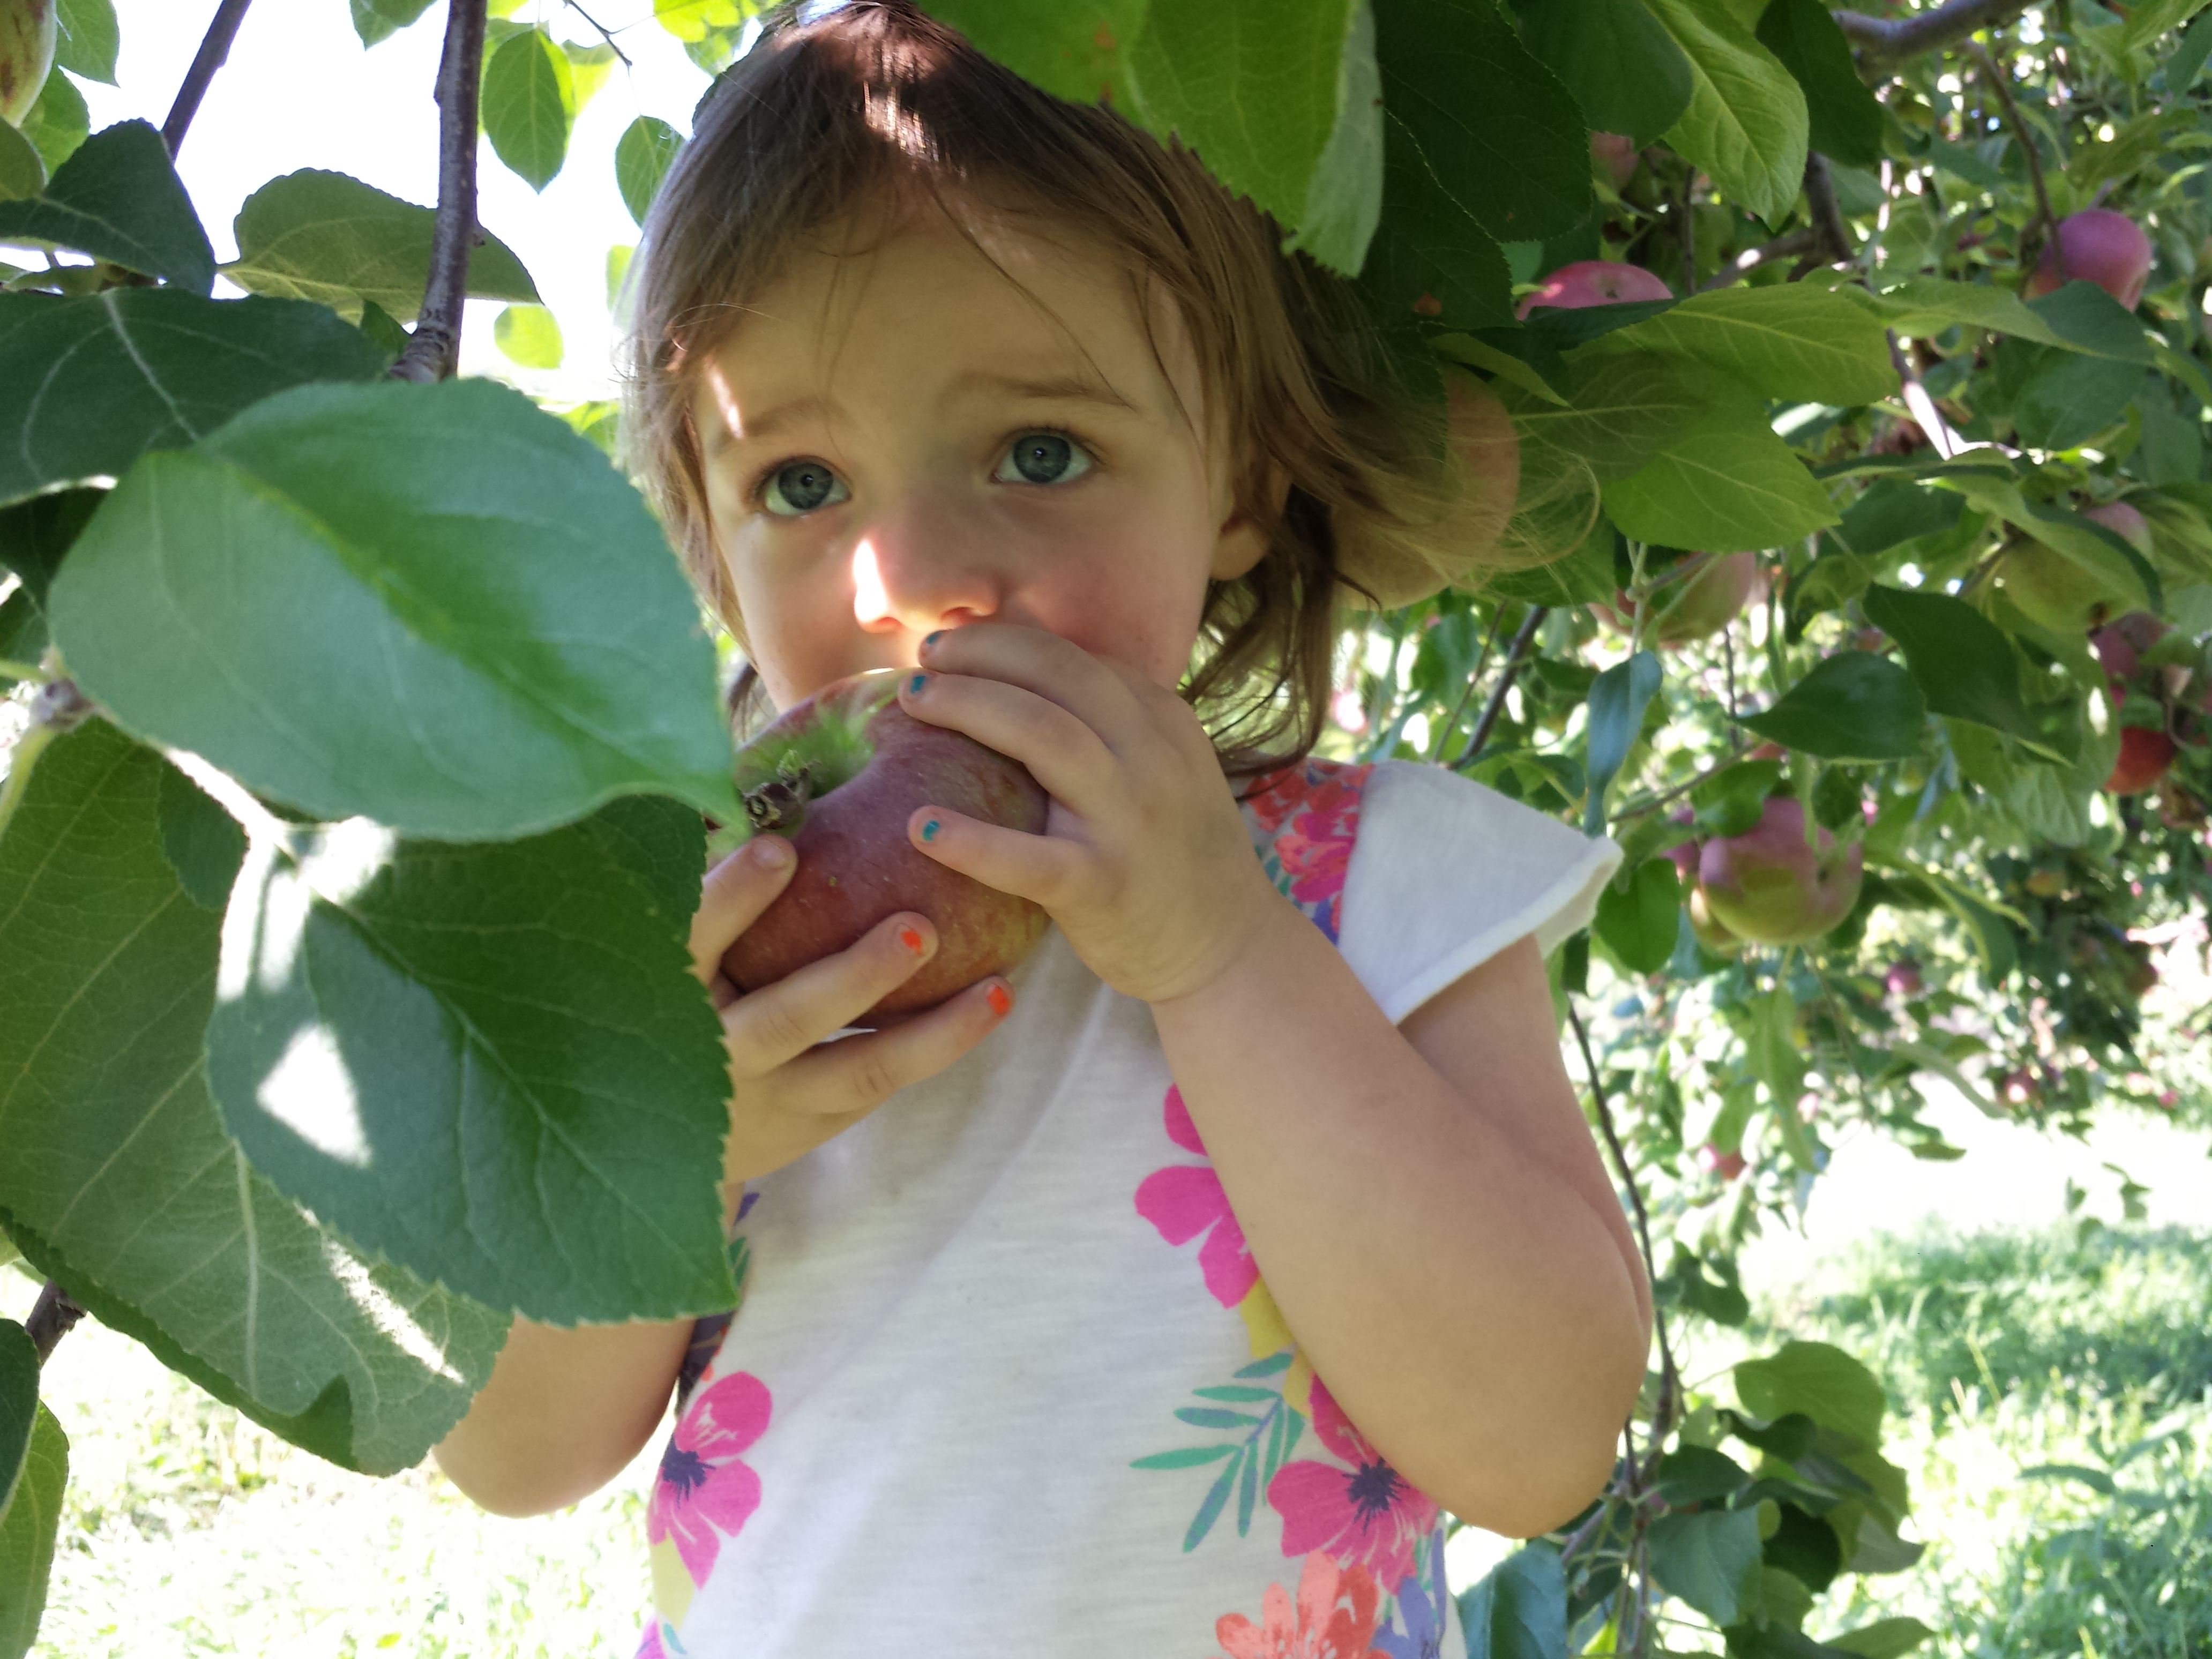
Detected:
[
  {"left": 1598, "top": 551, "right": 1766, "bottom": 648},
  {"left": 1517, "top": 259, "right": 1673, "bottom": 319},
  {"left": 2107, "top": 725, "right": 2177, "bottom": 794},
  {"left": 1699, "top": 1142, "right": 1746, "bottom": 1181},
  {"left": 1591, "top": 132, "right": 1640, "bottom": 191},
  {"left": 2091, "top": 609, "right": 2170, "bottom": 684},
  {"left": 2024, "top": 208, "right": 2154, "bottom": 310},
  {"left": 719, "top": 670, "right": 1050, "bottom": 1023},
  {"left": 1886, "top": 959, "right": 1924, "bottom": 998},
  {"left": 1698, "top": 796, "right": 1864, "bottom": 947}
]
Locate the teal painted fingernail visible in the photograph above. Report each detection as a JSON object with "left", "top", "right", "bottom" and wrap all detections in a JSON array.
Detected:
[
  {"left": 908, "top": 672, "right": 928, "bottom": 695},
  {"left": 919, "top": 817, "right": 941, "bottom": 842},
  {"left": 923, "top": 630, "right": 944, "bottom": 647}
]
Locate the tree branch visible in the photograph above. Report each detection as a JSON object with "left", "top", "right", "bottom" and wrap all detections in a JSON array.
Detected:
[
  {"left": 1804, "top": 152, "right": 1855, "bottom": 267},
  {"left": 392, "top": 0, "right": 489, "bottom": 385},
  {"left": 1834, "top": 0, "right": 2038, "bottom": 70},
  {"left": 162, "top": 0, "right": 255, "bottom": 159},
  {"left": 564, "top": 1, "right": 634, "bottom": 68},
  {"left": 1969, "top": 38, "right": 2057, "bottom": 272},
  {"left": 26, "top": 1279, "right": 85, "bottom": 1365},
  {"left": 1699, "top": 228, "right": 1819, "bottom": 292},
  {"left": 1452, "top": 604, "right": 1548, "bottom": 771}
]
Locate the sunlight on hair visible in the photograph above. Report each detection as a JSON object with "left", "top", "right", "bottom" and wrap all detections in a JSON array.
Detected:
[
  {"left": 851, "top": 538, "right": 891, "bottom": 625},
  {"left": 257, "top": 1021, "right": 372, "bottom": 1170}
]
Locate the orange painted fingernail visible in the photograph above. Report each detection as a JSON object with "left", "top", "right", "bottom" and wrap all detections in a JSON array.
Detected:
[
  {"left": 900, "top": 926, "right": 925, "bottom": 954},
  {"left": 986, "top": 982, "right": 1013, "bottom": 1017}
]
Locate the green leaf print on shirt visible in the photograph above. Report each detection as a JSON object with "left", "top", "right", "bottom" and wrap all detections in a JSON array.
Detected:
[{"left": 1132, "top": 1350, "right": 1309, "bottom": 1551}]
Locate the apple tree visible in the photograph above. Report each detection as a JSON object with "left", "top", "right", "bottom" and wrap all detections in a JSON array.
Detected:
[{"left": 1, "top": 0, "right": 2209, "bottom": 1655}]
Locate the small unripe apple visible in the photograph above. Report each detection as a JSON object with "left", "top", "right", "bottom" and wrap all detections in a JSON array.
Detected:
[
  {"left": 1591, "top": 132, "right": 1640, "bottom": 191},
  {"left": 1598, "top": 551, "right": 1766, "bottom": 648},
  {"left": 0, "top": 0, "right": 57, "bottom": 128},
  {"left": 719, "top": 670, "right": 1049, "bottom": 1024},
  {"left": 1516, "top": 259, "right": 1672, "bottom": 319},
  {"left": 2107, "top": 725, "right": 2177, "bottom": 794},
  {"left": 2024, "top": 208, "right": 2154, "bottom": 310},
  {"left": 1698, "top": 796, "right": 1864, "bottom": 947},
  {"left": 1998, "top": 506, "right": 2148, "bottom": 634}
]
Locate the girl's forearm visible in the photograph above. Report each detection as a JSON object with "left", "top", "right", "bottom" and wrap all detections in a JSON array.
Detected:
[
  {"left": 1149, "top": 906, "right": 1648, "bottom": 1537},
  {"left": 432, "top": 1315, "right": 691, "bottom": 1517}
]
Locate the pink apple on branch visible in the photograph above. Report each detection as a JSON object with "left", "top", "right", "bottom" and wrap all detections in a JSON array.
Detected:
[
  {"left": 720, "top": 670, "right": 1049, "bottom": 1024},
  {"left": 1591, "top": 132, "right": 1640, "bottom": 191},
  {"left": 2024, "top": 208, "right": 2154, "bottom": 309},
  {"left": 1516, "top": 259, "right": 1672, "bottom": 319},
  {"left": 0, "top": 0, "right": 56, "bottom": 128},
  {"left": 1697, "top": 796, "right": 1864, "bottom": 947}
]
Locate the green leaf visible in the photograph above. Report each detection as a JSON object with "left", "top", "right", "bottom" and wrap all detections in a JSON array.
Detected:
[
  {"left": 920, "top": 0, "right": 1148, "bottom": 106},
  {"left": 0, "top": 1402, "right": 64, "bottom": 1658},
  {"left": 1644, "top": 0, "right": 1807, "bottom": 223},
  {"left": 49, "top": 378, "right": 739, "bottom": 839},
  {"left": 0, "top": 290, "right": 390, "bottom": 508},
  {"left": 0, "top": 121, "right": 215, "bottom": 294},
  {"left": 223, "top": 169, "right": 539, "bottom": 322},
  {"left": 1484, "top": 518, "right": 1618, "bottom": 603},
  {"left": 0, "top": 588, "right": 43, "bottom": 687},
  {"left": 0, "top": 488, "right": 98, "bottom": 606},
  {"left": 1859, "top": 278, "right": 2080, "bottom": 355},
  {"left": 2169, "top": 5, "right": 2212, "bottom": 87},
  {"left": 1740, "top": 652, "right": 1926, "bottom": 760},
  {"left": 2024, "top": 280, "right": 2155, "bottom": 364},
  {"left": 563, "top": 40, "right": 617, "bottom": 111},
  {"left": 0, "top": 1322, "right": 32, "bottom": 1520},
  {"left": 1501, "top": 349, "right": 1705, "bottom": 483},
  {"left": 1763, "top": 1500, "right": 1843, "bottom": 1591},
  {"left": 1736, "top": 1340, "right": 1886, "bottom": 1447},
  {"left": 570, "top": 793, "right": 706, "bottom": 928},
  {"left": 482, "top": 27, "right": 573, "bottom": 192},
  {"left": 2118, "top": 0, "right": 2209, "bottom": 51},
  {"left": 1754, "top": 0, "right": 1882, "bottom": 166},
  {"left": 206, "top": 802, "right": 736, "bottom": 1325},
  {"left": 1648, "top": 1507, "right": 1761, "bottom": 1625},
  {"left": 0, "top": 118, "right": 43, "bottom": 202},
  {"left": 1279, "top": 0, "right": 1385, "bottom": 274},
  {"left": 494, "top": 301, "right": 564, "bottom": 369},
  {"left": 1609, "top": 283, "right": 1897, "bottom": 406},
  {"left": 1604, "top": 417, "right": 1841, "bottom": 550},
  {"left": 1860, "top": 585, "right": 2044, "bottom": 748},
  {"left": 1583, "top": 648, "right": 1661, "bottom": 832},
  {"left": 1131, "top": 0, "right": 1355, "bottom": 255},
  {"left": 156, "top": 759, "right": 248, "bottom": 909},
  {"left": 615, "top": 115, "right": 685, "bottom": 230},
  {"left": 1656, "top": 1444, "right": 1755, "bottom": 1507},
  {"left": 1519, "top": 0, "right": 1693, "bottom": 148},
  {"left": 0, "top": 722, "right": 507, "bottom": 1474},
  {"left": 1835, "top": 479, "right": 1961, "bottom": 556},
  {"left": 2008, "top": 347, "right": 2140, "bottom": 452},
  {"left": 53, "top": 0, "right": 118, "bottom": 84},
  {"left": 1746, "top": 983, "right": 1809, "bottom": 1120},
  {"left": 17, "top": 69, "right": 88, "bottom": 177},
  {"left": 1825, "top": 1617, "right": 1934, "bottom": 1659},
  {"left": 1456, "top": 1542, "right": 1567, "bottom": 1659},
  {"left": 350, "top": 0, "right": 439, "bottom": 47},
  {"left": 1596, "top": 856, "right": 1681, "bottom": 973}
]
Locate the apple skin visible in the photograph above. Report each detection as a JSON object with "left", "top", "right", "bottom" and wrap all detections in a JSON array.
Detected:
[
  {"left": 2107, "top": 724, "right": 2177, "bottom": 794},
  {"left": 1699, "top": 1143, "right": 1746, "bottom": 1182},
  {"left": 1886, "top": 959, "right": 1924, "bottom": 998},
  {"left": 1597, "top": 551, "right": 1766, "bottom": 648},
  {"left": 1591, "top": 132, "right": 1640, "bottom": 191},
  {"left": 1517, "top": 259, "right": 1673, "bottom": 319},
  {"left": 0, "top": 0, "right": 56, "bottom": 128},
  {"left": 2024, "top": 208, "right": 2154, "bottom": 310},
  {"left": 1698, "top": 796, "right": 1864, "bottom": 947},
  {"left": 2091, "top": 609, "right": 2170, "bottom": 684},
  {"left": 720, "top": 670, "right": 1050, "bottom": 1023}
]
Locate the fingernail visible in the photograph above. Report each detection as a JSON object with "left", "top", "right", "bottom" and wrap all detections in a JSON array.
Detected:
[
  {"left": 907, "top": 672, "right": 929, "bottom": 696},
  {"left": 918, "top": 817, "right": 941, "bottom": 842},
  {"left": 749, "top": 836, "right": 792, "bottom": 868},
  {"left": 922, "top": 630, "right": 944, "bottom": 647},
  {"left": 986, "top": 982, "right": 1013, "bottom": 1017},
  {"left": 899, "top": 925, "right": 925, "bottom": 955}
]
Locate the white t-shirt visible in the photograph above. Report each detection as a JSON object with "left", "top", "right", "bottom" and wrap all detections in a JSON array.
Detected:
[{"left": 636, "top": 758, "right": 1619, "bottom": 1659}]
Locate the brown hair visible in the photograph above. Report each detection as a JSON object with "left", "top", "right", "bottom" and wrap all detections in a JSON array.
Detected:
[{"left": 622, "top": 0, "right": 1513, "bottom": 773}]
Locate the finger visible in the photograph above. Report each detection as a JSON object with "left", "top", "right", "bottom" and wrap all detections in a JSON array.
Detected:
[
  {"left": 910, "top": 806, "right": 1087, "bottom": 909},
  {"left": 723, "top": 910, "right": 939, "bottom": 1074},
  {"left": 689, "top": 836, "right": 797, "bottom": 981},
  {"left": 775, "top": 975, "right": 1017, "bottom": 1118},
  {"left": 898, "top": 668, "right": 1120, "bottom": 814},
  {"left": 915, "top": 623, "right": 1156, "bottom": 752}
]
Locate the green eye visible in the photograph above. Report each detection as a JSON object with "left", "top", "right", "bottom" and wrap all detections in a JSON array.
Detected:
[
  {"left": 763, "top": 461, "right": 848, "bottom": 516},
  {"left": 995, "top": 432, "right": 1093, "bottom": 486}
]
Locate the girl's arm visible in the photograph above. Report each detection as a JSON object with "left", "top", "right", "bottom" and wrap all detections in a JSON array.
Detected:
[{"left": 1149, "top": 922, "right": 1651, "bottom": 1538}]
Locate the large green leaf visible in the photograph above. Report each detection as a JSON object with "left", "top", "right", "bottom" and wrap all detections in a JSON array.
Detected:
[
  {"left": 921, "top": 0, "right": 1150, "bottom": 106},
  {"left": 0, "top": 722, "right": 508, "bottom": 1474},
  {"left": 0, "top": 290, "right": 389, "bottom": 509},
  {"left": 1519, "top": 0, "right": 1693, "bottom": 148},
  {"left": 1736, "top": 1340, "right": 1886, "bottom": 1447},
  {"left": 0, "top": 1403, "right": 63, "bottom": 1659},
  {"left": 1596, "top": 856, "right": 1682, "bottom": 973},
  {"left": 1860, "top": 585, "right": 2045, "bottom": 748},
  {"left": 2009, "top": 347, "right": 2140, "bottom": 451},
  {"left": 0, "top": 122, "right": 41, "bottom": 203},
  {"left": 1648, "top": 1506, "right": 1761, "bottom": 1625},
  {"left": 0, "top": 489, "right": 98, "bottom": 607},
  {"left": 1584, "top": 648, "right": 1661, "bottom": 832},
  {"left": 49, "top": 378, "right": 740, "bottom": 839},
  {"left": 223, "top": 169, "right": 539, "bottom": 322},
  {"left": 1645, "top": 0, "right": 1807, "bottom": 224},
  {"left": 1609, "top": 283, "right": 1897, "bottom": 406},
  {"left": 0, "top": 1322, "right": 31, "bottom": 1520},
  {"left": 0, "top": 121, "right": 214, "bottom": 294},
  {"left": 482, "top": 27, "right": 573, "bottom": 193},
  {"left": 17, "top": 70, "right": 87, "bottom": 177},
  {"left": 351, "top": 0, "right": 439, "bottom": 47},
  {"left": 1457, "top": 1542, "right": 1568, "bottom": 1658},
  {"left": 616, "top": 115, "right": 685, "bottom": 230},
  {"left": 1739, "top": 652, "right": 1927, "bottom": 761},
  {"left": 1501, "top": 349, "right": 1706, "bottom": 483},
  {"left": 1132, "top": 0, "right": 1355, "bottom": 257},
  {"left": 1277, "top": 1, "right": 1384, "bottom": 273},
  {"left": 206, "top": 803, "right": 734, "bottom": 1325},
  {"left": 1603, "top": 413, "right": 1840, "bottom": 549},
  {"left": 1755, "top": 0, "right": 1882, "bottom": 166},
  {"left": 53, "top": 0, "right": 118, "bottom": 84}
]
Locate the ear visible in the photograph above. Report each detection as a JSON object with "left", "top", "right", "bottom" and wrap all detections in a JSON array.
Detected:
[{"left": 1210, "top": 463, "right": 1291, "bottom": 582}]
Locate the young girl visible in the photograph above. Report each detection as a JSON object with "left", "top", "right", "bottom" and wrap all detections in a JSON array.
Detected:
[{"left": 433, "top": 5, "right": 1652, "bottom": 1653}]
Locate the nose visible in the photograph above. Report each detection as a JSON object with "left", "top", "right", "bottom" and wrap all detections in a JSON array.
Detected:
[{"left": 849, "top": 499, "right": 1003, "bottom": 637}]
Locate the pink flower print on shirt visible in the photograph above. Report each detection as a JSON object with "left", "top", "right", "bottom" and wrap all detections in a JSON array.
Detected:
[
  {"left": 1266, "top": 1378, "right": 1439, "bottom": 1593},
  {"left": 1241, "top": 761, "right": 1371, "bottom": 944},
  {"left": 1210, "top": 1551, "right": 1388, "bottom": 1659},
  {"left": 649, "top": 1370, "right": 772, "bottom": 1589},
  {"left": 634, "top": 1622, "right": 668, "bottom": 1659},
  {"left": 1135, "top": 1085, "right": 1259, "bottom": 1309}
]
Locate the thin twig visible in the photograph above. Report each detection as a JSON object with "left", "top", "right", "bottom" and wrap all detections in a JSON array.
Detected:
[
  {"left": 1969, "top": 39, "right": 2058, "bottom": 275},
  {"left": 1834, "top": 0, "right": 2037, "bottom": 71},
  {"left": 1452, "top": 605, "right": 1548, "bottom": 771},
  {"left": 564, "top": 1, "right": 634, "bottom": 68},
  {"left": 392, "top": 0, "right": 489, "bottom": 385},
  {"left": 25, "top": 1280, "right": 85, "bottom": 1365},
  {"left": 161, "top": 0, "right": 255, "bottom": 158},
  {"left": 1429, "top": 609, "right": 1507, "bottom": 762}
]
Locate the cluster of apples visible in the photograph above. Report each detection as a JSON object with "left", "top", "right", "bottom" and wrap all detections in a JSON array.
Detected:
[
  {"left": 2093, "top": 610, "right": 2210, "bottom": 795},
  {"left": 1670, "top": 793, "right": 1866, "bottom": 956}
]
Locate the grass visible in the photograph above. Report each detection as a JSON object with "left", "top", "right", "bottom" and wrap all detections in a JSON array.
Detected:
[{"left": 1751, "top": 1223, "right": 2212, "bottom": 1659}]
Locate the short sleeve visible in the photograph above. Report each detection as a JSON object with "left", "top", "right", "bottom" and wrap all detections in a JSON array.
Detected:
[{"left": 1337, "top": 760, "right": 1623, "bottom": 1024}]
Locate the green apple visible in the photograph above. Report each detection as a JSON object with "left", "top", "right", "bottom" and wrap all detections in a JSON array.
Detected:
[{"left": 0, "top": 0, "right": 56, "bottom": 128}]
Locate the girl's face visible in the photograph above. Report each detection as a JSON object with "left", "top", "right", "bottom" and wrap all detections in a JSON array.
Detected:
[{"left": 689, "top": 203, "right": 1267, "bottom": 711}]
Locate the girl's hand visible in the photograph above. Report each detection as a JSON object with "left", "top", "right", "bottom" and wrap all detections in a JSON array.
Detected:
[
  {"left": 687, "top": 836, "right": 1015, "bottom": 1193},
  {"left": 895, "top": 622, "right": 1286, "bottom": 1006}
]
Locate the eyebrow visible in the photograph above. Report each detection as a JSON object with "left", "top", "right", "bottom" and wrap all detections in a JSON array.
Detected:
[{"left": 701, "top": 371, "right": 1141, "bottom": 460}]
